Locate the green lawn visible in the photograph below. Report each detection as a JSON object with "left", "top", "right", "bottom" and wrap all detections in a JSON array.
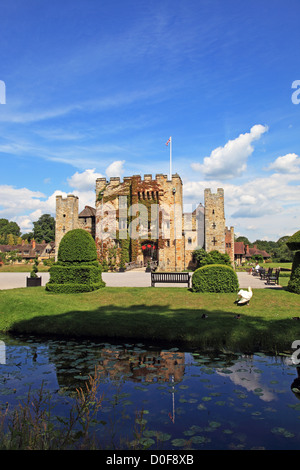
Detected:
[
  {"left": 0, "top": 263, "right": 50, "bottom": 272},
  {"left": 0, "top": 285, "right": 299, "bottom": 353}
]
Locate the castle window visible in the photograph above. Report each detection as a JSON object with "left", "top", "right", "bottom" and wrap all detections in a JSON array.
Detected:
[
  {"left": 212, "top": 222, "right": 216, "bottom": 229},
  {"left": 212, "top": 237, "right": 217, "bottom": 246},
  {"left": 166, "top": 240, "right": 170, "bottom": 247},
  {"left": 63, "top": 226, "right": 66, "bottom": 233},
  {"left": 188, "top": 237, "right": 192, "bottom": 244},
  {"left": 63, "top": 214, "right": 66, "bottom": 218},
  {"left": 212, "top": 210, "right": 215, "bottom": 215}
]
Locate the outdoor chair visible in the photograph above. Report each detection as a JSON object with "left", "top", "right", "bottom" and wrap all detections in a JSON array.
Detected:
[
  {"left": 266, "top": 268, "right": 280, "bottom": 285},
  {"left": 260, "top": 267, "right": 272, "bottom": 280}
]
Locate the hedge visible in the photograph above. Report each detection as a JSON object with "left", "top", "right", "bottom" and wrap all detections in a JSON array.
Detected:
[
  {"left": 46, "top": 229, "right": 105, "bottom": 293},
  {"left": 287, "top": 251, "right": 300, "bottom": 295},
  {"left": 192, "top": 264, "right": 239, "bottom": 293},
  {"left": 57, "top": 229, "right": 98, "bottom": 265},
  {"left": 286, "top": 230, "right": 300, "bottom": 252}
]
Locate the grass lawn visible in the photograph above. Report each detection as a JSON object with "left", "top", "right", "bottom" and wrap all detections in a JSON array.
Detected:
[
  {"left": 0, "top": 263, "right": 50, "bottom": 272},
  {"left": 0, "top": 285, "right": 299, "bottom": 353}
]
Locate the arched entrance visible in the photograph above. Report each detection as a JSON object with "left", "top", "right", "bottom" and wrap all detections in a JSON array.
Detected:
[{"left": 141, "top": 241, "right": 158, "bottom": 267}]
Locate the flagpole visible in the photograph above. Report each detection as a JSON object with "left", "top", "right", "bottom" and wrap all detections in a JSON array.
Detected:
[{"left": 169, "top": 136, "right": 172, "bottom": 180}]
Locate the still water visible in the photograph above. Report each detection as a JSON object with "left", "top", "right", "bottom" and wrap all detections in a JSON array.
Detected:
[{"left": 1, "top": 333, "right": 300, "bottom": 450}]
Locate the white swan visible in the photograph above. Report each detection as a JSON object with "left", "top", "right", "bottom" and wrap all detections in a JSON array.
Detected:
[{"left": 236, "top": 286, "right": 253, "bottom": 305}]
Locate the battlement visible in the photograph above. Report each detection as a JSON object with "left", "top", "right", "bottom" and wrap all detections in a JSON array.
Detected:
[
  {"left": 96, "top": 174, "right": 182, "bottom": 185},
  {"left": 204, "top": 188, "right": 224, "bottom": 196}
]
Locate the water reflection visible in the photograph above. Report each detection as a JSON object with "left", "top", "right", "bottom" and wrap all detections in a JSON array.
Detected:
[{"left": 1, "top": 333, "right": 300, "bottom": 450}]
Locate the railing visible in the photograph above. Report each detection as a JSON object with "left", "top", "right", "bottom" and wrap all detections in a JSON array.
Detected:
[{"left": 125, "top": 261, "right": 143, "bottom": 271}]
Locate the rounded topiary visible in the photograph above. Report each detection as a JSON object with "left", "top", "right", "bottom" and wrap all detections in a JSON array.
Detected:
[
  {"left": 286, "top": 230, "right": 300, "bottom": 252},
  {"left": 58, "top": 228, "right": 98, "bottom": 265},
  {"left": 286, "top": 230, "right": 300, "bottom": 295},
  {"left": 288, "top": 251, "right": 300, "bottom": 294},
  {"left": 192, "top": 264, "right": 239, "bottom": 293},
  {"left": 46, "top": 229, "right": 105, "bottom": 293}
]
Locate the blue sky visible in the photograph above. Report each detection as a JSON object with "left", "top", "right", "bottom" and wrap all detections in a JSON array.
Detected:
[{"left": 0, "top": 0, "right": 299, "bottom": 241}]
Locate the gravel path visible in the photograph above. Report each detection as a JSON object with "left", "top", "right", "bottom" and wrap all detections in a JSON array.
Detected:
[{"left": 0, "top": 271, "right": 282, "bottom": 290}]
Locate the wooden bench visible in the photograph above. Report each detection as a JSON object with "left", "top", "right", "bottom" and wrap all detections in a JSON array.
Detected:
[
  {"left": 151, "top": 272, "right": 191, "bottom": 287},
  {"left": 266, "top": 268, "right": 280, "bottom": 285}
]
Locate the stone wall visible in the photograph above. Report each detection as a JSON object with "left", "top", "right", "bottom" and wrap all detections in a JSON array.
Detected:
[{"left": 55, "top": 195, "right": 79, "bottom": 260}]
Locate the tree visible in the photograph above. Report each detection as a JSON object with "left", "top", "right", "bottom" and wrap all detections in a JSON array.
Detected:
[
  {"left": 0, "top": 219, "right": 21, "bottom": 242},
  {"left": 193, "top": 248, "right": 231, "bottom": 269},
  {"left": 236, "top": 236, "right": 252, "bottom": 246},
  {"left": 33, "top": 214, "right": 55, "bottom": 243}
]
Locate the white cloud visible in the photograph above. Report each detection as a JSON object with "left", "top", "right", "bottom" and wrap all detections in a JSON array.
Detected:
[
  {"left": 106, "top": 160, "right": 125, "bottom": 178},
  {"left": 68, "top": 168, "right": 104, "bottom": 191},
  {"left": 267, "top": 153, "right": 300, "bottom": 174},
  {"left": 191, "top": 124, "right": 268, "bottom": 179},
  {"left": 183, "top": 167, "right": 300, "bottom": 241}
]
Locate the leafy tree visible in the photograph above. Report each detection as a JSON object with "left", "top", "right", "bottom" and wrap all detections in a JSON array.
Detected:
[
  {"left": 236, "top": 236, "right": 252, "bottom": 246},
  {"left": 22, "top": 232, "right": 34, "bottom": 242},
  {"left": 0, "top": 219, "right": 21, "bottom": 242},
  {"left": 193, "top": 248, "right": 231, "bottom": 269},
  {"left": 6, "top": 234, "right": 15, "bottom": 245},
  {"left": 33, "top": 214, "right": 55, "bottom": 243}
]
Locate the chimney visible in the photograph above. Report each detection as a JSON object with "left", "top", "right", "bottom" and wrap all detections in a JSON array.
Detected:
[
  {"left": 31, "top": 239, "right": 36, "bottom": 249},
  {"left": 245, "top": 244, "right": 249, "bottom": 254}
]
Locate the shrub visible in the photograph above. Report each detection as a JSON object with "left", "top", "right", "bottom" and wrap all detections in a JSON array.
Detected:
[
  {"left": 57, "top": 229, "right": 98, "bottom": 265},
  {"left": 286, "top": 230, "right": 300, "bottom": 252},
  {"left": 30, "top": 258, "right": 39, "bottom": 279},
  {"left": 46, "top": 229, "right": 105, "bottom": 293},
  {"left": 192, "top": 248, "right": 231, "bottom": 269},
  {"left": 192, "top": 264, "right": 239, "bottom": 293},
  {"left": 287, "top": 251, "right": 300, "bottom": 295}
]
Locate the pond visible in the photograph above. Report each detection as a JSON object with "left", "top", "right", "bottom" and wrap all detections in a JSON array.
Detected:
[{"left": 1, "top": 332, "right": 300, "bottom": 450}]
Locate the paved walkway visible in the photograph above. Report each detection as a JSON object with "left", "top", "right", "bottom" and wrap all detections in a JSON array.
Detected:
[{"left": 0, "top": 271, "right": 282, "bottom": 290}]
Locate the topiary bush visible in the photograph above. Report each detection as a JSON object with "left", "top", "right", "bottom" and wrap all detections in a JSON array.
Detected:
[
  {"left": 192, "top": 264, "right": 239, "bottom": 293},
  {"left": 287, "top": 251, "right": 300, "bottom": 294},
  {"left": 57, "top": 229, "right": 98, "bottom": 265},
  {"left": 286, "top": 230, "right": 300, "bottom": 252},
  {"left": 286, "top": 230, "right": 300, "bottom": 295},
  {"left": 46, "top": 229, "right": 105, "bottom": 293}
]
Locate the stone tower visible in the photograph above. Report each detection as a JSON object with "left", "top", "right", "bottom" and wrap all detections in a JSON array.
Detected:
[
  {"left": 55, "top": 195, "right": 79, "bottom": 260},
  {"left": 204, "top": 188, "right": 226, "bottom": 254}
]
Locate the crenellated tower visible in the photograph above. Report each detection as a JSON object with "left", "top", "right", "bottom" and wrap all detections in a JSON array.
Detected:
[{"left": 204, "top": 188, "right": 226, "bottom": 254}]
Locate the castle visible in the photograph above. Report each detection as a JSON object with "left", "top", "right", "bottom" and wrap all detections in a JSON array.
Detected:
[{"left": 55, "top": 173, "right": 234, "bottom": 271}]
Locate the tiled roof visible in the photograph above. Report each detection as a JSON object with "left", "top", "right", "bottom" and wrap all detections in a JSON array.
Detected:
[
  {"left": 234, "top": 242, "right": 270, "bottom": 258},
  {"left": 234, "top": 242, "right": 245, "bottom": 255},
  {"left": 79, "top": 206, "right": 96, "bottom": 217}
]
